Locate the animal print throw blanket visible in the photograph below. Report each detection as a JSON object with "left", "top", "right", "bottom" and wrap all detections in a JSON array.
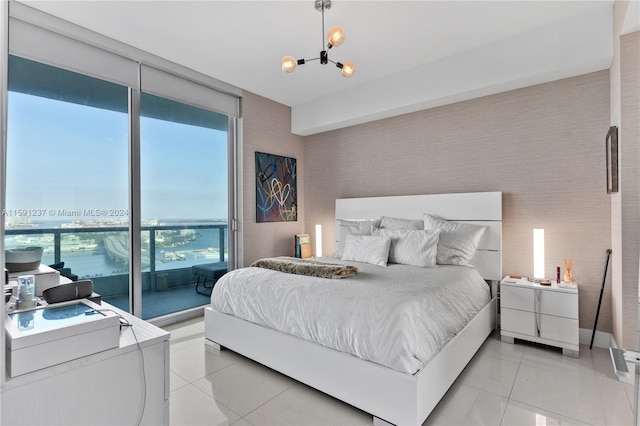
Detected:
[{"left": 250, "top": 256, "right": 358, "bottom": 279}]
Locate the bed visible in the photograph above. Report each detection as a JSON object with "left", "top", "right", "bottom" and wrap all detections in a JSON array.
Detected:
[{"left": 204, "top": 191, "right": 502, "bottom": 425}]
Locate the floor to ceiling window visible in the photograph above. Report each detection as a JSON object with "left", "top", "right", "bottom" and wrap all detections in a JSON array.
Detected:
[
  {"left": 136, "top": 93, "right": 229, "bottom": 319},
  {"left": 3, "top": 4, "right": 240, "bottom": 321},
  {"left": 5, "top": 55, "right": 131, "bottom": 309}
]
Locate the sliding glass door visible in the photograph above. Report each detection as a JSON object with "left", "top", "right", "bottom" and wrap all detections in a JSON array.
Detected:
[
  {"left": 139, "top": 93, "right": 229, "bottom": 319},
  {"left": 4, "top": 7, "right": 240, "bottom": 320},
  {"left": 5, "top": 56, "right": 131, "bottom": 310},
  {"left": 5, "top": 57, "right": 234, "bottom": 319}
]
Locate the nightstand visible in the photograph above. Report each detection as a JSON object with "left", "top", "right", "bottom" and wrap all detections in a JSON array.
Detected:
[{"left": 500, "top": 276, "right": 579, "bottom": 357}]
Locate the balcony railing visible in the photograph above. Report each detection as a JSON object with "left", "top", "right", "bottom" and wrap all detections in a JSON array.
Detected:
[{"left": 5, "top": 223, "right": 227, "bottom": 298}]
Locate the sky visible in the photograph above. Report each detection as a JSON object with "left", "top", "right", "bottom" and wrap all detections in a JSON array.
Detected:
[{"left": 6, "top": 92, "right": 229, "bottom": 223}]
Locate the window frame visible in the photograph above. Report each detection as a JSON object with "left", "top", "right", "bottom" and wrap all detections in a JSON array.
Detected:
[{"left": 2, "top": 2, "right": 241, "bottom": 319}]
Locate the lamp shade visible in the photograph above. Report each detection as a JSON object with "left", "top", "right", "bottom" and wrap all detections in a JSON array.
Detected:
[
  {"left": 341, "top": 61, "right": 355, "bottom": 78},
  {"left": 281, "top": 56, "right": 297, "bottom": 73},
  {"left": 327, "top": 26, "right": 345, "bottom": 47}
]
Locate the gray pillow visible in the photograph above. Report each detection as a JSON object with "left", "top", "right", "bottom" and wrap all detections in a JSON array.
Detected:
[
  {"left": 334, "top": 219, "right": 381, "bottom": 258},
  {"left": 372, "top": 228, "right": 439, "bottom": 268},
  {"left": 341, "top": 234, "right": 391, "bottom": 267},
  {"left": 379, "top": 216, "right": 423, "bottom": 230},
  {"left": 423, "top": 214, "right": 487, "bottom": 266}
]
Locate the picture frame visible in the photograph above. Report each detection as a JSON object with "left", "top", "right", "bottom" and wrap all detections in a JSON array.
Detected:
[
  {"left": 606, "top": 126, "right": 618, "bottom": 194},
  {"left": 255, "top": 151, "right": 297, "bottom": 222}
]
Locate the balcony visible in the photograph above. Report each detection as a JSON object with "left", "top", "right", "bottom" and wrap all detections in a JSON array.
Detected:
[{"left": 5, "top": 223, "right": 227, "bottom": 319}]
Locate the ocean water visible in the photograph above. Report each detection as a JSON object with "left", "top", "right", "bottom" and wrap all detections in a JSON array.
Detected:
[{"left": 6, "top": 223, "right": 228, "bottom": 279}]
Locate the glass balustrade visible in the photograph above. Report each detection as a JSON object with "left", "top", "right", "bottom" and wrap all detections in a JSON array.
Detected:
[{"left": 5, "top": 223, "right": 227, "bottom": 319}]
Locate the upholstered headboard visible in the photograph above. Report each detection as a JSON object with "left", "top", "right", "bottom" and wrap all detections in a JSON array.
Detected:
[{"left": 335, "top": 191, "right": 502, "bottom": 281}]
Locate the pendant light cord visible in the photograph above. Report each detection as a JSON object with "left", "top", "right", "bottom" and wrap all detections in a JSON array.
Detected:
[{"left": 321, "top": 1, "right": 326, "bottom": 49}]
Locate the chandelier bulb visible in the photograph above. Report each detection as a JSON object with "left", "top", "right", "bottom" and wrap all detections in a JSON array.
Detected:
[
  {"left": 281, "top": 56, "right": 298, "bottom": 73},
  {"left": 327, "top": 26, "right": 345, "bottom": 47},
  {"left": 339, "top": 61, "right": 355, "bottom": 78}
]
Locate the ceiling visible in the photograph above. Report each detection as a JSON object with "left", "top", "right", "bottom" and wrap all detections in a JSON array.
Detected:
[{"left": 18, "top": 1, "right": 631, "bottom": 135}]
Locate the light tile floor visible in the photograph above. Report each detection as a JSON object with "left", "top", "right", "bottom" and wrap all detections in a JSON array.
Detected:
[{"left": 164, "top": 317, "right": 634, "bottom": 426}]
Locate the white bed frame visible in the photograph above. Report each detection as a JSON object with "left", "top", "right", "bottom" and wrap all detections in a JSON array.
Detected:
[{"left": 204, "top": 191, "right": 502, "bottom": 425}]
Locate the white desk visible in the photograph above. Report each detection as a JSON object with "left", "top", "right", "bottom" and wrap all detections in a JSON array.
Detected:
[{"left": 2, "top": 302, "right": 170, "bottom": 425}]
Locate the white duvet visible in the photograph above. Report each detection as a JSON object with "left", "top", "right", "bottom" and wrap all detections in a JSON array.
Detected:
[{"left": 210, "top": 258, "right": 490, "bottom": 374}]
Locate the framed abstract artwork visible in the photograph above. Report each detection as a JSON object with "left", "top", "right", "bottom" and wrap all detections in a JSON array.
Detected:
[
  {"left": 606, "top": 126, "right": 618, "bottom": 194},
  {"left": 255, "top": 151, "right": 297, "bottom": 222}
]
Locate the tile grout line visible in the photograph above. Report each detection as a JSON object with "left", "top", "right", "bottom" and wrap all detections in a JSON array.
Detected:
[
  {"left": 238, "top": 382, "right": 300, "bottom": 422},
  {"left": 187, "top": 381, "right": 244, "bottom": 423}
]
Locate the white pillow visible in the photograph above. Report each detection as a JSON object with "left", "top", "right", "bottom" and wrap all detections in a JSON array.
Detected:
[
  {"left": 423, "top": 214, "right": 487, "bottom": 266},
  {"left": 341, "top": 234, "right": 391, "bottom": 267},
  {"left": 334, "top": 219, "right": 380, "bottom": 258},
  {"left": 372, "top": 228, "right": 439, "bottom": 268},
  {"left": 379, "top": 216, "right": 423, "bottom": 230}
]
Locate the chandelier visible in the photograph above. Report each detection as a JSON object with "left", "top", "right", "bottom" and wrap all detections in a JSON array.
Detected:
[{"left": 281, "top": 0, "right": 355, "bottom": 78}]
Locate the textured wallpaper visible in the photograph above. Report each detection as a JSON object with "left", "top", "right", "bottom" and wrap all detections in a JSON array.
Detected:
[
  {"left": 304, "top": 71, "right": 612, "bottom": 332},
  {"left": 241, "top": 92, "right": 305, "bottom": 266},
  {"left": 620, "top": 31, "right": 640, "bottom": 349}
]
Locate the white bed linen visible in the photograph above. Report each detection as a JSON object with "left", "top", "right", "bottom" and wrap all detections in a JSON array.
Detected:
[{"left": 210, "top": 258, "right": 490, "bottom": 374}]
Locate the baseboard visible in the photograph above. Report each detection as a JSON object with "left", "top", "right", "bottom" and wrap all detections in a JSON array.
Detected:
[{"left": 579, "top": 327, "right": 613, "bottom": 349}]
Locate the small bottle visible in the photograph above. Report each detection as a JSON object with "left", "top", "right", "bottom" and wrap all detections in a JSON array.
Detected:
[
  {"left": 17, "top": 275, "right": 36, "bottom": 310},
  {"left": 556, "top": 266, "right": 561, "bottom": 284}
]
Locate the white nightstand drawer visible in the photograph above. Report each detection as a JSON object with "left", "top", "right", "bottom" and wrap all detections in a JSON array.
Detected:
[
  {"left": 501, "top": 286, "right": 534, "bottom": 311},
  {"left": 501, "top": 308, "right": 535, "bottom": 336},
  {"left": 539, "top": 314, "right": 579, "bottom": 344},
  {"left": 539, "top": 291, "right": 578, "bottom": 319}
]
